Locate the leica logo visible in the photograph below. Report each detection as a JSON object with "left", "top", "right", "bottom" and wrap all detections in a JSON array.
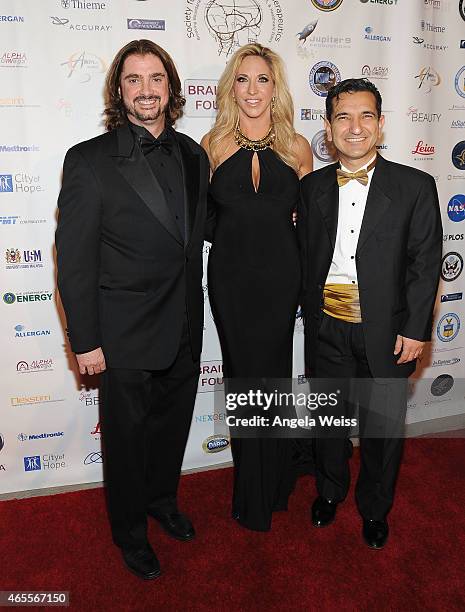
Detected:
[{"left": 411, "top": 140, "right": 435, "bottom": 155}]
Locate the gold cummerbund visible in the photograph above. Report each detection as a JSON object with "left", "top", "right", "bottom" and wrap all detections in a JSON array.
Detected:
[{"left": 323, "top": 283, "right": 362, "bottom": 323}]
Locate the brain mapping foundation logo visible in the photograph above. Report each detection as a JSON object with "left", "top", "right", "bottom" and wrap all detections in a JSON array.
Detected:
[
  {"left": 309, "top": 61, "right": 341, "bottom": 97},
  {"left": 311, "top": 0, "right": 344, "bottom": 10}
]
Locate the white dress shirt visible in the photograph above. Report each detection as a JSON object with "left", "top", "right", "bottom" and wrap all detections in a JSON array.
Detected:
[{"left": 325, "top": 154, "right": 377, "bottom": 286}]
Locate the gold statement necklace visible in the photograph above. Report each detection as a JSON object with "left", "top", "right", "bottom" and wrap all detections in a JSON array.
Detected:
[{"left": 234, "top": 123, "right": 275, "bottom": 151}]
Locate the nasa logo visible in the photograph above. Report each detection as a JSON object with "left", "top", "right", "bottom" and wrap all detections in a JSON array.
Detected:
[
  {"left": 447, "top": 194, "right": 465, "bottom": 222},
  {"left": 202, "top": 435, "right": 230, "bottom": 454}
]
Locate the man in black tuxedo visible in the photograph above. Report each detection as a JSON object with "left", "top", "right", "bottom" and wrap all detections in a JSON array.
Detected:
[
  {"left": 56, "top": 40, "right": 209, "bottom": 578},
  {"left": 299, "top": 79, "right": 442, "bottom": 548}
]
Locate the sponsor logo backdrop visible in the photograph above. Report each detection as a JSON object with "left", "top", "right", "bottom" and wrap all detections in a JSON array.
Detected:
[{"left": 0, "top": 0, "right": 464, "bottom": 494}]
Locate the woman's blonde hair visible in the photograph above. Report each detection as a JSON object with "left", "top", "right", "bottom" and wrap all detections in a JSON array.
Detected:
[{"left": 209, "top": 43, "right": 298, "bottom": 172}]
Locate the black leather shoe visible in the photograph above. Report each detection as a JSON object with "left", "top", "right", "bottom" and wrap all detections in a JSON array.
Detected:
[
  {"left": 311, "top": 496, "right": 338, "bottom": 527},
  {"left": 149, "top": 511, "right": 195, "bottom": 541},
  {"left": 122, "top": 546, "right": 161, "bottom": 580},
  {"left": 362, "top": 519, "right": 389, "bottom": 549}
]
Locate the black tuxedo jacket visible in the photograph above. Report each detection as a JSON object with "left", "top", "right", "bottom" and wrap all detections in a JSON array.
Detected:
[
  {"left": 298, "top": 155, "right": 442, "bottom": 378},
  {"left": 56, "top": 123, "right": 209, "bottom": 370}
]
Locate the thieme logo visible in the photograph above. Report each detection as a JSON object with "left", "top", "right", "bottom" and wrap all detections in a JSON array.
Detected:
[
  {"left": 361, "top": 65, "right": 389, "bottom": 80},
  {"left": 436, "top": 313, "right": 461, "bottom": 342},
  {"left": 452, "top": 141, "right": 465, "bottom": 170},
  {"left": 420, "top": 20, "right": 446, "bottom": 33},
  {"left": 184, "top": 80, "right": 217, "bottom": 117},
  {"left": 364, "top": 26, "right": 391, "bottom": 42},
  {"left": 309, "top": 61, "right": 341, "bottom": 97},
  {"left": 3, "top": 291, "right": 53, "bottom": 304},
  {"left": 414, "top": 67, "right": 441, "bottom": 92},
  {"left": 312, "top": 130, "right": 337, "bottom": 163},
  {"left": 448, "top": 195, "right": 465, "bottom": 221},
  {"left": 60, "top": 1, "right": 106, "bottom": 9},
  {"left": 186, "top": 0, "right": 285, "bottom": 57},
  {"left": 127, "top": 19, "right": 165, "bottom": 30}
]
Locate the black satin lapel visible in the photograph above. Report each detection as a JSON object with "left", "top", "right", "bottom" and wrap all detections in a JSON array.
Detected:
[
  {"left": 177, "top": 136, "right": 200, "bottom": 247},
  {"left": 357, "top": 167, "right": 392, "bottom": 253},
  {"left": 316, "top": 183, "right": 339, "bottom": 250},
  {"left": 115, "top": 146, "right": 183, "bottom": 245}
]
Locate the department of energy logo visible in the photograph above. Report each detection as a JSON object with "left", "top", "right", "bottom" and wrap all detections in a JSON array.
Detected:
[
  {"left": 455, "top": 67, "right": 465, "bottom": 99},
  {"left": 309, "top": 61, "right": 341, "bottom": 97},
  {"left": 311, "top": 130, "right": 337, "bottom": 163},
  {"left": 441, "top": 252, "right": 463, "bottom": 282},
  {"left": 436, "top": 313, "right": 460, "bottom": 342},
  {"left": 185, "top": 0, "right": 285, "bottom": 57}
]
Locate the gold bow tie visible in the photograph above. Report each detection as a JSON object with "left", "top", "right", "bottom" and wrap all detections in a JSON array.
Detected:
[{"left": 336, "top": 158, "right": 377, "bottom": 187}]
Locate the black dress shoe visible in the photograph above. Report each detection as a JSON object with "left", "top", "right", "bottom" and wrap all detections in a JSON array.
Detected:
[
  {"left": 121, "top": 546, "right": 161, "bottom": 580},
  {"left": 362, "top": 519, "right": 389, "bottom": 549},
  {"left": 149, "top": 511, "right": 195, "bottom": 541},
  {"left": 311, "top": 496, "right": 338, "bottom": 527}
]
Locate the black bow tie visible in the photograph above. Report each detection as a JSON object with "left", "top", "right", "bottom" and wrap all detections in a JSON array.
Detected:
[{"left": 139, "top": 135, "right": 172, "bottom": 156}]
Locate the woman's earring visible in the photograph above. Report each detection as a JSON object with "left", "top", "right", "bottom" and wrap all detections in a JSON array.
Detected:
[{"left": 271, "top": 96, "right": 276, "bottom": 115}]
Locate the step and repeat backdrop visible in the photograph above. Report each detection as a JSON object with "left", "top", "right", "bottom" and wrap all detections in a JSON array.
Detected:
[{"left": 0, "top": 0, "right": 464, "bottom": 494}]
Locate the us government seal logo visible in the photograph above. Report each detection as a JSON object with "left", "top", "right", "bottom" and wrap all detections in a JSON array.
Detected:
[
  {"left": 441, "top": 252, "right": 463, "bottom": 282},
  {"left": 311, "top": 0, "right": 344, "bottom": 11},
  {"left": 186, "top": 0, "right": 285, "bottom": 57}
]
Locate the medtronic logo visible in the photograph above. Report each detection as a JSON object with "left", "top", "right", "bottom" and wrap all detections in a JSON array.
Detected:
[
  {"left": 430, "top": 374, "right": 454, "bottom": 397},
  {"left": 311, "top": 0, "right": 343, "bottom": 10},
  {"left": 202, "top": 435, "right": 230, "bottom": 453},
  {"left": 24, "top": 455, "right": 41, "bottom": 471},
  {"left": 84, "top": 451, "right": 103, "bottom": 464},
  {"left": 18, "top": 431, "right": 64, "bottom": 441},
  {"left": 309, "top": 61, "right": 341, "bottom": 97},
  {"left": 311, "top": 130, "right": 337, "bottom": 163},
  {"left": 436, "top": 313, "right": 461, "bottom": 342},
  {"left": 447, "top": 195, "right": 465, "bottom": 222},
  {"left": 127, "top": 19, "right": 165, "bottom": 30},
  {"left": 452, "top": 141, "right": 465, "bottom": 170},
  {"left": 455, "top": 67, "right": 465, "bottom": 99},
  {"left": 441, "top": 252, "right": 463, "bottom": 281}
]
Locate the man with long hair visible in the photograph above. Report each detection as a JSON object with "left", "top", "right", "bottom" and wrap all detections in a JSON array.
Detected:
[
  {"left": 56, "top": 40, "right": 209, "bottom": 579},
  {"left": 299, "top": 78, "right": 442, "bottom": 549}
]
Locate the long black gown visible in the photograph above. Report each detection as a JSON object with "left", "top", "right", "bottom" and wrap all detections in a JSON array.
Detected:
[{"left": 207, "top": 146, "right": 301, "bottom": 531}]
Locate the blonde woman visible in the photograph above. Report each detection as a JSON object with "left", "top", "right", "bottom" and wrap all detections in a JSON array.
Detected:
[{"left": 202, "top": 43, "right": 313, "bottom": 532}]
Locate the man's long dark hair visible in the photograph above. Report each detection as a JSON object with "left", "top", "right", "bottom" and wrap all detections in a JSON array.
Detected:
[
  {"left": 325, "top": 78, "right": 382, "bottom": 121},
  {"left": 103, "top": 39, "right": 185, "bottom": 131}
]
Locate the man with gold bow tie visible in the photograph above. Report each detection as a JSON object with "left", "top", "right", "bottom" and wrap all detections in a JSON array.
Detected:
[{"left": 298, "top": 79, "right": 442, "bottom": 549}]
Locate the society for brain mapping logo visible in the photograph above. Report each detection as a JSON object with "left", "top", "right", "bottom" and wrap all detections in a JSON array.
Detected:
[
  {"left": 311, "top": 130, "right": 337, "bottom": 163},
  {"left": 448, "top": 194, "right": 465, "bottom": 222},
  {"left": 309, "top": 61, "right": 341, "bottom": 97},
  {"left": 452, "top": 141, "right": 465, "bottom": 170},
  {"left": 436, "top": 313, "right": 461, "bottom": 342},
  {"left": 311, "top": 0, "right": 343, "bottom": 10},
  {"left": 441, "top": 251, "right": 463, "bottom": 282},
  {"left": 185, "top": 0, "right": 285, "bottom": 57},
  {"left": 455, "top": 67, "right": 465, "bottom": 99}
]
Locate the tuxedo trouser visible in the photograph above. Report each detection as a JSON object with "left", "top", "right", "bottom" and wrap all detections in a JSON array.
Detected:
[
  {"left": 313, "top": 313, "right": 407, "bottom": 521},
  {"left": 100, "top": 316, "right": 199, "bottom": 550}
]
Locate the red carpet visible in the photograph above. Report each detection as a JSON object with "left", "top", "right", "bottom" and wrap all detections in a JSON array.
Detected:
[{"left": 1, "top": 438, "right": 465, "bottom": 611}]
